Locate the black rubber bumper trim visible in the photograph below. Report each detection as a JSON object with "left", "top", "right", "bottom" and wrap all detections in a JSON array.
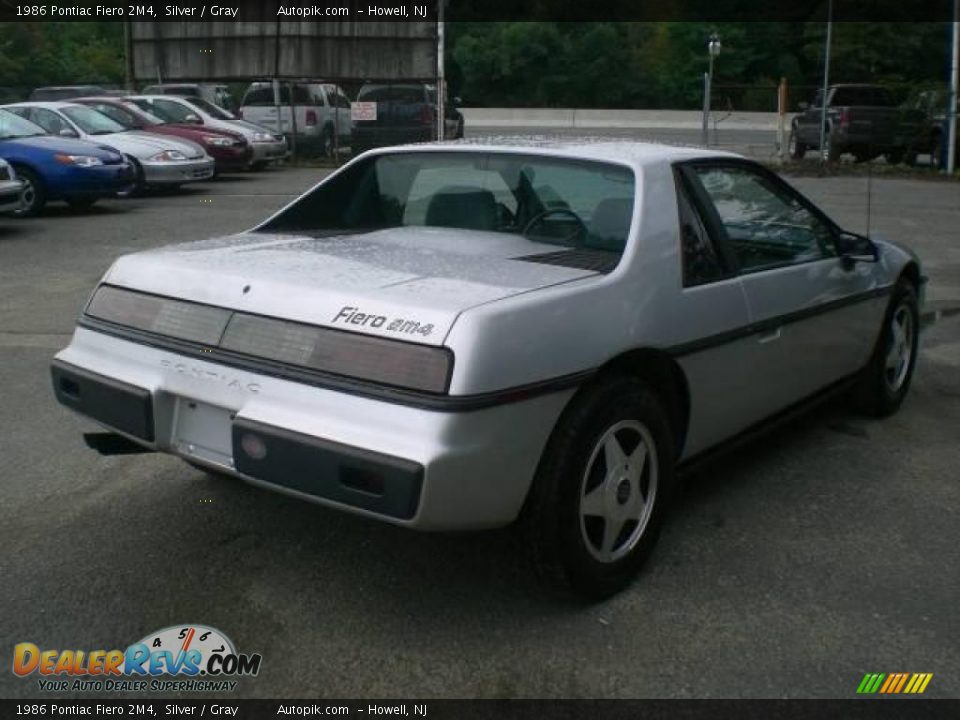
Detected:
[
  {"left": 50, "top": 360, "right": 155, "bottom": 442},
  {"left": 232, "top": 418, "right": 424, "bottom": 520}
]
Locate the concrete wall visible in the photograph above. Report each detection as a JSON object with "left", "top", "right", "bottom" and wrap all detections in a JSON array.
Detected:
[{"left": 460, "top": 108, "right": 780, "bottom": 130}]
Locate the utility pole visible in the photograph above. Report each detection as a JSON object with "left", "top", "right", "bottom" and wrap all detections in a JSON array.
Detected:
[
  {"left": 701, "top": 33, "right": 721, "bottom": 147},
  {"left": 818, "top": 0, "right": 833, "bottom": 163},
  {"left": 947, "top": 0, "right": 959, "bottom": 174},
  {"left": 124, "top": 22, "right": 134, "bottom": 92},
  {"left": 437, "top": 0, "right": 445, "bottom": 142}
]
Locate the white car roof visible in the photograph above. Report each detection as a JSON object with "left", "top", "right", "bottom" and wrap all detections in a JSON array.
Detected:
[
  {"left": 378, "top": 136, "right": 740, "bottom": 168},
  {"left": 3, "top": 101, "right": 85, "bottom": 110}
]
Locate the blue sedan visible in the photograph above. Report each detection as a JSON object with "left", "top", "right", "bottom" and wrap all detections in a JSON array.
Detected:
[{"left": 0, "top": 109, "right": 134, "bottom": 216}]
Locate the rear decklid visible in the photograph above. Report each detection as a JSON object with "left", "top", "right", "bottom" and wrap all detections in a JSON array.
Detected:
[{"left": 101, "top": 227, "right": 609, "bottom": 346}]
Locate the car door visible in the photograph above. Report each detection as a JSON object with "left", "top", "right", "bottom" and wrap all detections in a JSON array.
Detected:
[
  {"left": 668, "top": 169, "right": 759, "bottom": 457},
  {"left": 684, "top": 160, "right": 884, "bottom": 419}
]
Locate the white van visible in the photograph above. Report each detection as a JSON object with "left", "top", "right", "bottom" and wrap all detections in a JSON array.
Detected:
[{"left": 239, "top": 82, "right": 351, "bottom": 156}]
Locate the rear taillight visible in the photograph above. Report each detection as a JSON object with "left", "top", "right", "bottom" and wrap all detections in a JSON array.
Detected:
[
  {"left": 305, "top": 110, "right": 317, "bottom": 126},
  {"left": 838, "top": 108, "right": 850, "bottom": 128},
  {"left": 420, "top": 106, "right": 434, "bottom": 125}
]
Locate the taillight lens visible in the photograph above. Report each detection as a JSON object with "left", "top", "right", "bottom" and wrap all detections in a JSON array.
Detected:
[
  {"left": 86, "top": 285, "right": 230, "bottom": 344},
  {"left": 839, "top": 108, "right": 850, "bottom": 128},
  {"left": 84, "top": 285, "right": 453, "bottom": 393},
  {"left": 220, "top": 314, "right": 451, "bottom": 393},
  {"left": 305, "top": 110, "right": 317, "bottom": 126}
]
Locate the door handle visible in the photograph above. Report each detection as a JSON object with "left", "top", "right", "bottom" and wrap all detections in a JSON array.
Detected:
[{"left": 757, "top": 327, "right": 782, "bottom": 344}]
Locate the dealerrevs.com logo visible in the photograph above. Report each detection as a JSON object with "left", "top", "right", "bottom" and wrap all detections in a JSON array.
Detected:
[{"left": 13, "top": 624, "right": 262, "bottom": 693}]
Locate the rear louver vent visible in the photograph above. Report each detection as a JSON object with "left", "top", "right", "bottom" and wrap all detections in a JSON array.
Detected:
[{"left": 513, "top": 249, "right": 620, "bottom": 274}]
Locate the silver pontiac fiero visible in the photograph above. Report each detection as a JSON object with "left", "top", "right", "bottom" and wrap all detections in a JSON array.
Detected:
[{"left": 52, "top": 141, "right": 924, "bottom": 598}]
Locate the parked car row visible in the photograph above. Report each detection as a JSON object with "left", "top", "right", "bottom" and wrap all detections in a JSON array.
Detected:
[
  {"left": 0, "top": 94, "right": 289, "bottom": 216},
  {"left": 26, "top": 82, "right": 467, "bottom": 157}
]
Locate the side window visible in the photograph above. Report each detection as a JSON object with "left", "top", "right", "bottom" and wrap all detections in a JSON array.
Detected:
[
  {"left": 30, "top": 108, "right": 66, "bottom": 134},
  {"left": 675, "top": 173, "right": 725, "bottom": 286},
  {"left": 692, "top": 165, "right": 835, "bottom": 273},
  {"left": 154, "top": 99, "right": 196, "bottom": 123},
  {"left": 91, "top": 103, "right": 134, "bottom": 127}
]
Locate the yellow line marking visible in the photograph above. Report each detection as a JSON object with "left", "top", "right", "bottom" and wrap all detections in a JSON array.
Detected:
[{"left": 917, "top": 674, "right": 933, "bottom": 694}]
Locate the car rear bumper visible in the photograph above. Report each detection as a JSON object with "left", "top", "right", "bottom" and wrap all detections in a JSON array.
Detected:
[
  {"left": 141, "top": 157, "right": 216, "bottom": 185},
  {"left": 52, "top": 328, "right": 570, "bottom": 530}
]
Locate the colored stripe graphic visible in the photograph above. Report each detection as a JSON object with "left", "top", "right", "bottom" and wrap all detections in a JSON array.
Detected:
[{"left": 857, "top": 673, "right": 933, "bottom": 694}]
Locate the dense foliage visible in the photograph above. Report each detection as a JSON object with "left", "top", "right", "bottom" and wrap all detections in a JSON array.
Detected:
[{"left": 0, "top": 21, "right": 951, "bottom": 109}]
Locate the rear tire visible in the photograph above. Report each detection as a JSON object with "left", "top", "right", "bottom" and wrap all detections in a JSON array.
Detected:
[
  {"left": 930, "top": 133, "right": 943, "bottom": 170},
  {"left": 855, "top": 280, "right": 919, "bottom": 417},
  {"left": 523, "top": 375, "right": 675, "bottom": 600},
  {"left": 12, "top": 166, "right": 45, "bottom": 217},
  {"left": 788, "top": 126, "right": 806, "bottom": 160}
]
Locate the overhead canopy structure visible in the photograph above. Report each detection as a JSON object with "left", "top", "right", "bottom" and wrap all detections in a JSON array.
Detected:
[{"left": 131, "top": 21, "right": 439, "bottom": 83}]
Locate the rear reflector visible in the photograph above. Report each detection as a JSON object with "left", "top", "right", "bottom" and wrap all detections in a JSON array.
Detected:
[
  {"left": 305, "top": 110, "right": 317, "bottom": 126},
  {"left": 86, "top": 285, "right": 230, "bottom": 345}
]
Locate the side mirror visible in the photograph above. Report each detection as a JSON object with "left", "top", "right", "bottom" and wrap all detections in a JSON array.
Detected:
[
  {"left": 836, "top": 232, "right": 879, "bottom": 269},
  {"left": 59, "top": 127, "right": 78, "bottom": 138},
  {"left": 797, "top": 101, "right": 809, "bottom": 111},
  {"left": 185, "top": 114, "right": 202, "bottom": 124}
]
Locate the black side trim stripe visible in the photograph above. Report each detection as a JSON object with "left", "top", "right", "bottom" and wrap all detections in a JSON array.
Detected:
[
  {"left": 77, "top": 316, "right": 593, "bottom": 413},
  {"left": 666, "top": 285, "right": 893, "bottom": 357}
]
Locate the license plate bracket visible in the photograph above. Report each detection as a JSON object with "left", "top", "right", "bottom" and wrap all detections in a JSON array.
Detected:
[{"left": 173, "top": 398, "right": 234, "bottom": 468}]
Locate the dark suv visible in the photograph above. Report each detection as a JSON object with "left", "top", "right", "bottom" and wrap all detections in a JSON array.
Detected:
[{"left": 351, "top": 83, "right": 463, "bottom": 155}]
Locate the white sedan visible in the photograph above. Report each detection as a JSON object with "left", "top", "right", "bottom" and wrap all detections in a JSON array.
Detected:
[
  {"left": 51, "top": 141, "right": 924, "bottom": 598},
  {"left": 2, "top": 101, "right": 214, "bottom": 193}
]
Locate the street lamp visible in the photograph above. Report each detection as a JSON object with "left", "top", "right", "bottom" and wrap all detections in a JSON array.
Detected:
[{"left": 702, "top": 33, "right": 722, "bottom": 147}]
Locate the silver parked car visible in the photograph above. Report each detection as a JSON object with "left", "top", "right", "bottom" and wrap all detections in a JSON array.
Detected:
[
  {"left": 1, "top": 102, "right": 214, "bottom": 193},
  {"left": 50, "top": 141, "right": 924, "bottom": 598},
  {"left": 127, "top": 95, "right": 288, "bottom": 170},
  {"left": 0, "top": 157, "right": 24, "bottom": 213}
]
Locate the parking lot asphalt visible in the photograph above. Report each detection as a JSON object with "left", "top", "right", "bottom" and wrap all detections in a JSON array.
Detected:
[{"left": 1, "top": 166, "right": 958, "bottom": 700}]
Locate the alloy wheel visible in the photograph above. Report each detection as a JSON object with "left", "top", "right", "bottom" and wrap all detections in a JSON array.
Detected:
[{"left": 578, "top": 420, "right": 658, "bottom": 563}]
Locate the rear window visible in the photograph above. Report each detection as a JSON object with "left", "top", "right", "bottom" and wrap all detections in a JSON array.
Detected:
[
  {"left": 832, "top": 87, "right": 895, "bottom": 107},
  {"left": 260, "top": 151, "right": 636, "bottom": 254}
]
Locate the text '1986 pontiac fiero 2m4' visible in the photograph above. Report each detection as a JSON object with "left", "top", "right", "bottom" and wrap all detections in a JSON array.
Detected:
[{"left": 52, "top": 140, "right": 924, "bottom": 598}]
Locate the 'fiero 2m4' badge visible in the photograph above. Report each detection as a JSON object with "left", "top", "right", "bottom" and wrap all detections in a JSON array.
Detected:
[
  {"left": 13, "top": 624, "right": 261, "bottom": 693},
  {"left": 333, "top": 306, "right": 435, "bottom": 337}
]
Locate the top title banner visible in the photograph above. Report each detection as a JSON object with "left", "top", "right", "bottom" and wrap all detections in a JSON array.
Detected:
[{"left": 0, "top": 0, "right": 953, "bottom": 22}]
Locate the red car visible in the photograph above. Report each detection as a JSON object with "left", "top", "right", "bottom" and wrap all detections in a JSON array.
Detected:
[{"left": 74, "top": 97, "right": 253, "bottom": 173}]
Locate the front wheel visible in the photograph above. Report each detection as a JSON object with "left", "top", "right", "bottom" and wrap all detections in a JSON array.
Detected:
[
  {"left": 116, "top": 157, "right": 144, "bottom": 198},
  {"left": 855, "top": 280, "right": 920, "bottom": 417},
  {"left": 523, "top": 375, "right": 675, "bottom": 600}
]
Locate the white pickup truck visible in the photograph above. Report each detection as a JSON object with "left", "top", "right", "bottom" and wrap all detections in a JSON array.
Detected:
[{"left": 239, "top": 82, "right": 351, "bottom": 157}]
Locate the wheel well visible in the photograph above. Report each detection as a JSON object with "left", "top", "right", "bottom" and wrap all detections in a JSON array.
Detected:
[
  {"left": 599, "top": 349, "right": 690, "bottom": 458},
  {"left": 900, "top": 261, "right": 921, "bottom": 290}
]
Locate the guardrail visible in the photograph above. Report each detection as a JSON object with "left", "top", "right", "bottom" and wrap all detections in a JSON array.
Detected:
[{"left": 459, "top": 108, "right": 780, "bottom": 131}]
